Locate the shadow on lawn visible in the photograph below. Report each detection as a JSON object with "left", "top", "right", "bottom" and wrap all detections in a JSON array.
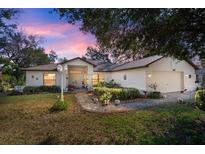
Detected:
[
  {"left": 137, "top": 105, "right": 205, "bottom": 145},
  {"left": 149, "top": 117, "right": 205, "bottom": 145},
  {"left": 39, "top": 135, "right": 59, "bottom": 145},
  {"left": 35, "top": 103, "right": 205, "bottom": 145}
]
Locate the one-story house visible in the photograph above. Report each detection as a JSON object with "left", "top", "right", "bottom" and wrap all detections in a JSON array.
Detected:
[{"left": 22, "top": 55, "right": 198, "bottom": 93}]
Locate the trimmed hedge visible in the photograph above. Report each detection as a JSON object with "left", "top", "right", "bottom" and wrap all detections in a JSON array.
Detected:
[
  {"left": 94, "top": 80, "right": 121, "bottom": 88},
  {"left": 93, "top": 87, "right": 141, "bottom": 101},
  {"left": 195, "top": 90, "right": 205, "bottom": 110},
  {"left": 23, "top": 86, "right": 61, "bottom": 94},
  {"left": 147, "top": 91, "right": 162, "bottom": 99}
]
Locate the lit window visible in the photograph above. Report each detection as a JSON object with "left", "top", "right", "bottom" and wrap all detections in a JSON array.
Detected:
[
  {"left": 92, "top": 74, "right": 104, "bottom": 85},
  {"left": 43, "top": 73, "right": 56, "bottom": 86}
]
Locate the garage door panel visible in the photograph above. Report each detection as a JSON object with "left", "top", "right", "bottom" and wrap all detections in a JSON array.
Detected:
[{"left": 150, "top": 71, "right": 183, "bottom": 93}]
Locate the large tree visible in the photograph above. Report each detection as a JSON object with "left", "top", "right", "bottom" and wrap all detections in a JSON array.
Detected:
[
  {"left": 0, "top": 9, "right": 19, "bottom": 52},
  {"left": 56, "top": 9, "right": 205, "bottom": 60},
  {"left": 58, "top": 57, "right": 68, "bottom": 63},
  {"left": 84, "top": 45, "right": 144, "bottom": 63},
  {"left": 85, "top": 46, "right": 111, "bottom": 63},
  {"left": 48, "top": 50, "right": 58, "bottom": 63},
  {"left": 1, "top": 32, "right": 51, "bottom": 68}
]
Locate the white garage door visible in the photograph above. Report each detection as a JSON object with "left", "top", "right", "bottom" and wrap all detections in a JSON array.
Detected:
[{"left": 151, "top": 71, "right": 183, "bottom": 93}]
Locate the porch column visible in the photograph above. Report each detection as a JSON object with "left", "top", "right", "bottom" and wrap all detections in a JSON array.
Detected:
[{"left": 87, "top": 74, "right": 93, "bottom": 88}]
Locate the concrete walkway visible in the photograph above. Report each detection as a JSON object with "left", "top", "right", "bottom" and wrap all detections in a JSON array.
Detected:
[{"left": 75, "top": 91, "right": 195, "bottom": 113}]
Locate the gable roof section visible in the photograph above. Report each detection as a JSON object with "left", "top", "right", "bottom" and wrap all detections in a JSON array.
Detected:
[
  {"left": 22, "top": 63, "right": 58, "bottom": 71},
  {"left": 22, "top": 57, "right": 96, "bottom": 71},
  {"left": 60, "top": 57, "right": 96, "bottom": 66}
]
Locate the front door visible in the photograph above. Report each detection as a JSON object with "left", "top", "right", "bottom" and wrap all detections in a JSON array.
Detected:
[{"left": 69, "top": 73, "right": 84, "bottom": 88}]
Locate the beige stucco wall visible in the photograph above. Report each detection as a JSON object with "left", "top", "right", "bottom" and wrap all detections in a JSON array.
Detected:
[
  {"left": 26, "top": 71, "right": 61, "bottom": 87},
  {"left": 146, "top": 57, "right": 197, "bottom": 92},
  {"left": 109, "top": 68, "right": 147, "bottom": 90}
]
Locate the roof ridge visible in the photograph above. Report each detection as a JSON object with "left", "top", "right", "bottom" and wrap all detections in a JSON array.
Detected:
[{"left": 111, "top": 55, "right": 163, "bottom": 71}]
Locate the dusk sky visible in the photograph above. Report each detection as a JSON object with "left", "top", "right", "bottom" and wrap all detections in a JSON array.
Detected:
[{"left": 16, "top": 8, "right": 96, "bottom": 59}]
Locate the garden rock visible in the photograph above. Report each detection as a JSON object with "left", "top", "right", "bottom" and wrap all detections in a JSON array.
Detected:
[{"left": 114, "top": 99, "right": 121, "bottom": 106}]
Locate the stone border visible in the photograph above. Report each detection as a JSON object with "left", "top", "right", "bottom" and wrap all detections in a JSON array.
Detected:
[{"left": 75, "top": 91, "right": 195, "bottom": 113}]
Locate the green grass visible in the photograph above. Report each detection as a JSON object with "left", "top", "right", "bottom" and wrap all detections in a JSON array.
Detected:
[{"left": 0, "top": 93, "right": 205, "bottom": 144}]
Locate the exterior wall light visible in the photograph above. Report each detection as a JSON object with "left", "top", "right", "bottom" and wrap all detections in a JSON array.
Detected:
[{"left": 148, "top": 74, "right": 152, "bottom": 78}]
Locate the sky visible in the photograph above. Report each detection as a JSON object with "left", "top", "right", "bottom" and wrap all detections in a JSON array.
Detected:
[{"left": 16, "top": 8, "right": 96, "bottom": 59}]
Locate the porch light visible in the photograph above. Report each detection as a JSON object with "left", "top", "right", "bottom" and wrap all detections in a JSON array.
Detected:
[
  {"left": 185, "top": 74, "right": 189, "bottom": 77},
  {"left": 148, "top": 73, "right": 152, "bottom": 78},
  {"left": 57, "top": 64, "right": 63, "bottom": 72},
  {"left": 57, "top": 64, "right": 64, "bottom": 102}
]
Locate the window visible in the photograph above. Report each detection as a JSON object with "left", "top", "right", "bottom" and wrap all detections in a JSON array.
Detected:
[
  {"left": 92, "top": 73, "right": 104, "bottom": 85},
  {"left": 43, "top": 73, "right": 56, "bottom": 86},
  {"left": 124, "top": 74, "right": 127, "bottom": 80}
]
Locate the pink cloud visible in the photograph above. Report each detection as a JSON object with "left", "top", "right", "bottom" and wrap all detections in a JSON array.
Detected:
[
  {"left": 46, "top": 32, "right": 96, "bottom": 57},
  {"left": 19, "top": 21, "right": 96, "bottom": 58},
  {"left": 20, "top": 23, "right": 73, "bottom": 38}
]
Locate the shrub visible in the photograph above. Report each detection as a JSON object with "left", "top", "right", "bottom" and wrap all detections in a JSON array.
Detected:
[
  {"left": 123, "top": 88, "right": 141, "bottom": 100},
  {"left": 99, "top": 92, "right": 112, "bottom": 105},
  {"left": 93, "top": 87, "right": 141, "bottom": 101},
  {"left": 94, "top": 82, "right": 105, "bottom": 87},
  {"left": 196, "top": 87, "right": 204, "bottom": 91},
  {"left": 147, "top": 91, "right": 162, "bottom": 99},
  {"left": 94, "top": 80, "right": 121, "bottom": 88},
  {"left": 23, "top": 86, "right": 37, "bottom": 94},
  {"left": 195, "top": 90, "right": 205, "bottom": 110},
  {"left": 7, "top": 90, "right": 23, "bottom": 96},
  {"left": 105, "top": 80, "right": 121, "bottom": 88},
  {"left": 23, "top": 86, "right": 61, "bottom": 94},
  {"left": 38, "top": 86, "right": 61, "bottom": 93},
  {"left": 49, "top": 100, "right": 68, "bottom": 112}
]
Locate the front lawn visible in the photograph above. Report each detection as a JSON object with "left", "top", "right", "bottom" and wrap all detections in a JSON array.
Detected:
[{"left": 0, "top": 93, "right": 205, "bottom": 144}]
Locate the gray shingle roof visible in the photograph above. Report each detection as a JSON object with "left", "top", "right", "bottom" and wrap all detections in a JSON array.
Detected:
[
  {"left": 112, "top": 55, "right": 163, "bottom": 71},
  {"left": 22, "top": 63, "right": 58, "bottom": 71},
  {"left": 22, "top": 55, "right": 197, "bottom": 72}
]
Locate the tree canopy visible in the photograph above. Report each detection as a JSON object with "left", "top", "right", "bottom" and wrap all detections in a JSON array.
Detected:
[
  {"left": 84, "top": 46, "right": 111, "bottom": 63},
  {"left": 1, "top": 31, "right": 52, "bottom": 68},
  {"left": 48, "top": 50, "right": 58, "bottom": 63},
  {"left": 56, "top": 8, "right": 205, "bottom": 60},
  {"left": 0, "top": 9, "right": 18, "bottom": 51}
]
